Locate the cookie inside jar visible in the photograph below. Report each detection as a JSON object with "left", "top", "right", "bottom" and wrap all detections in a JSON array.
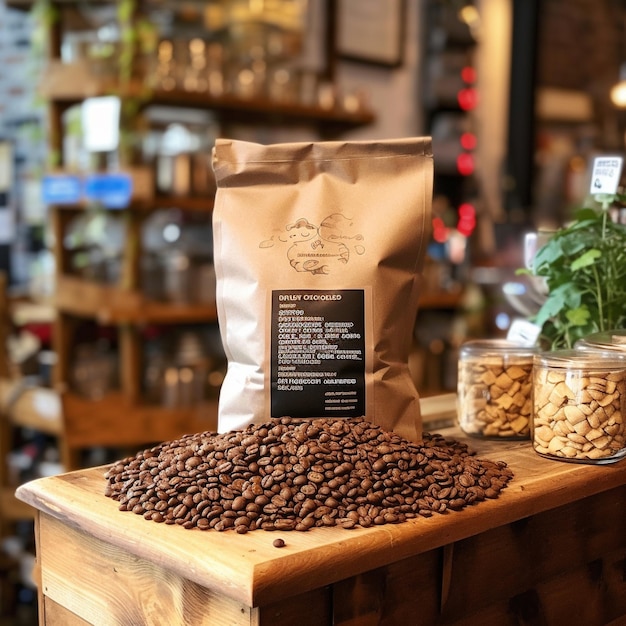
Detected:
[
  {"left": 457, "top": 339, "right": 537, "bottom": 440},
  {"left": 532, "top": 350, "right": 626, "bottom": 464}
]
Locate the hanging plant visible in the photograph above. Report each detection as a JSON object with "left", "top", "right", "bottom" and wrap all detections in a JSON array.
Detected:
[
  {"left": 114, "top": 0, "right": 158, "bottom": 166},
  {"left": 117, "top": 0, "right": 136, "bottom": 87},
  {"left": 29, "top": 0, "right": 56, "bottom": 61},
  {"left": 29, "top": 0, "right": 60, "bottom": 166}
]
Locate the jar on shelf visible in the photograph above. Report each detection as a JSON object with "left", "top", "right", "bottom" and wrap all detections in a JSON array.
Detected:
[
  {"left": 457, "top": 339, "right": 537, "bottom": 439},
  {"left": 574, "top": 328, "right": 626, "bottom": 354},
  {"left": 532, "top": 350, "right": 626, "bottom": 464}
]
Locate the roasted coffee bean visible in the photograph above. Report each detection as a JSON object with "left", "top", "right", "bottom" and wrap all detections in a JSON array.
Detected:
[
  {"left": 274, "top": 519, "right": 296, "bottom": 531},
  {"left": 232, "top": 496, "right": 247, "bottom": 511},
  {"left": 105, "top": 417, "right": 513, "bottom": 533}
]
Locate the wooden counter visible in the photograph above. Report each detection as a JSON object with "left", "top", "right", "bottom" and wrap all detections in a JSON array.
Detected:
[{"left": 16, "top": 427, "right": 626, "bottom": 625}]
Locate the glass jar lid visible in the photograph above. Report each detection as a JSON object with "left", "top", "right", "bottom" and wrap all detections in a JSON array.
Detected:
[
  {"left": 459, "top": 338, "right": 538, "bottom": 358},
  {"left": 575, "top": 329, "right": 626, "bottom": 353},
  {"left": 534, "top": 348, "right": 626, "bottom": 370}
]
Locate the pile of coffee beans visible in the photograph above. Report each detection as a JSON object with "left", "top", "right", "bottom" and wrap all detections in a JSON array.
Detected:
[{"left": 104, "top": 417, "right": 513, "bottom": 533}]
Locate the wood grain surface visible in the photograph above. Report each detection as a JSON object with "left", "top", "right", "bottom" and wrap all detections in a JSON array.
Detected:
[{"left": 16, "top": 426, "right": 626, "bottom": 608}]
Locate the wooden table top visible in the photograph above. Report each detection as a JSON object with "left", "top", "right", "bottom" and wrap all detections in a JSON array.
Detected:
[{"left": 16, "top": 427, "right": 626, "bottom": 608}]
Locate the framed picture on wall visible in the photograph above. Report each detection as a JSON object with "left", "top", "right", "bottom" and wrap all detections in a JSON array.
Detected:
[{"left": 336, "top": 0, "right": 405, "bottom": 67}]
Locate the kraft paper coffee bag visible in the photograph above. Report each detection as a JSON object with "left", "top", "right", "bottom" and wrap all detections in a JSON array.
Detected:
[{"left": 212, "top": 137, "right": 433, "bottom": 441}]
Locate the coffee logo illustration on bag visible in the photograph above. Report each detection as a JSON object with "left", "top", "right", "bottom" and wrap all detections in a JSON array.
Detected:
[{"left": 260, "top": 212, "right": 365, "bottom": 275}]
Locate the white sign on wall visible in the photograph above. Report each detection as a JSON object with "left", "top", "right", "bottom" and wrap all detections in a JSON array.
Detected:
[{"left": 82, "top": 96, "right": 121, "bottom": 153}]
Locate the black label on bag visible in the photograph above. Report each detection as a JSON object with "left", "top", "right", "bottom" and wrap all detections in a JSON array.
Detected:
[{"left": 271, "top": 289, "right": 365, "bottom": 418}]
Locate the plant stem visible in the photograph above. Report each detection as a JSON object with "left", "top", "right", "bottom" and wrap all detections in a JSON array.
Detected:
[{"left": 591, "top": 262, "right": 604, "bottom": 331}]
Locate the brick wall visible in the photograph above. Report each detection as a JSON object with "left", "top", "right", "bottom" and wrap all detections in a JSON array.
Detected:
[{"left": 536, "top": 0, "right": 623, "bottom": 91}]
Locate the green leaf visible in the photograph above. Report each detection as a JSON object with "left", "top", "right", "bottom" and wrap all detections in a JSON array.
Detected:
[
  {"left": 533, "top": 282, "right": 583, "bottom": 326},
  {"left": 570, "top": 248, "right": 601, "bottom": 271},
  {"left": 572, "top": 207, "right": 601, "bottom": 222},
  {"left": 117, "top": 0, "right": 135, "bottom": 24},
  {"left": 534, "top": 290, "right": 566, "bottom": 326},
  {"left": 565, "top": 307, "right": 590, "bottom": 326},
  {"left": 562, "top": 230, "right": 595, "bottom": 250},
  {"left": 533, "top": 240, "right": 563, "bottom": 271}
]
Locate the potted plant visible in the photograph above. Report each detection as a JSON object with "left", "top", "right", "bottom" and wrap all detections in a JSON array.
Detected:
[{"left": 519, "top": 194, "right": 626, "bottom": 350}]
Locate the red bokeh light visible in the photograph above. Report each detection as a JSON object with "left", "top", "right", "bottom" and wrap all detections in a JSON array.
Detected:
[
  {"left": 461, "top": 66, "right": 477, "bottom": 84},
  {"left": 458, "top": 202, "right": 475, "bottom": 218},
  {"left": 460, "top": 132, "right": 477, "bottom": 150},
  {"left": 456, "top": 153, "right": 474, "bottom": 176},
  {"left": 432, "top": 216, "right": 448, "bottom": 243},
  {"left": 457, "top": 87, "right": 478, "bottom": 111},
  {"left": 457, "top": 202, "right": 476, "bottom": 236}
]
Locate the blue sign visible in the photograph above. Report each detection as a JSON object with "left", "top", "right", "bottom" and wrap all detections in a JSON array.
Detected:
[
  {"left": 84, "top": 173, "right": 133, "bottom": 209},
  {"left": 42, "top": 174, "right": 82, "bottom": 205}
]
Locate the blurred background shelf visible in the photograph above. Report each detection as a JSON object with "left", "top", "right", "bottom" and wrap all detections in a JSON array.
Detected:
[
  {"left": 54, "top": 275, "right": 218, "bottom": 324},
  {"left": 39, "top": 60, "right": 375, "bottom": 131},
  {"left": 0, "top": 381, "right": 61, "bottom": 436},
  {"left": 61, "top": 391, "right": 218, "bottom": 449}
]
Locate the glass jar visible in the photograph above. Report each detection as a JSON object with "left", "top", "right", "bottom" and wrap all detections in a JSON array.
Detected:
[
  {"left": 457, "top": 339, "right": 537, "bottom": 439},
  {"left": 574, "top": 329, "right": 626, "bottom": 354},
  {"left": 532, "top": 350, "right": 626, "bottom": 464}
]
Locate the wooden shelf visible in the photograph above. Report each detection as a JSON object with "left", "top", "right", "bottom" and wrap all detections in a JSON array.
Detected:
[
  {"left": 47, "top": 194, "right": 214, "bottom": 214},
  {"left": 54, "top": 275, "right": 217, "bottom": 325},
  {"left": 418, "top": 290, "right": 464, "bottom": 310},
  {"left": 61, "top": 391, "right": 218, "bottom": 448},
  {"left": 0, "top": 380, "right": 62, "bottom": 436},
  {"left": 153, "top": 89, "right": 375, "bottom": 129},
  {"left": 10, "top": 300, "right": 56, "bottom": 327},
  {"left": 9, "top": 387, "right": 62, "bottom": 436},
  {"left": 38, "top": 61, "right": 375, "bottom": 131},
  {"left": 1, "top": 380, "right": 59, "bottom": 524},
  {"left": 54, "top": 281, "right": 459, "bottom": 325},
  {"left": 154, "top": 195, "right": 215, "bottom": 213}
]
